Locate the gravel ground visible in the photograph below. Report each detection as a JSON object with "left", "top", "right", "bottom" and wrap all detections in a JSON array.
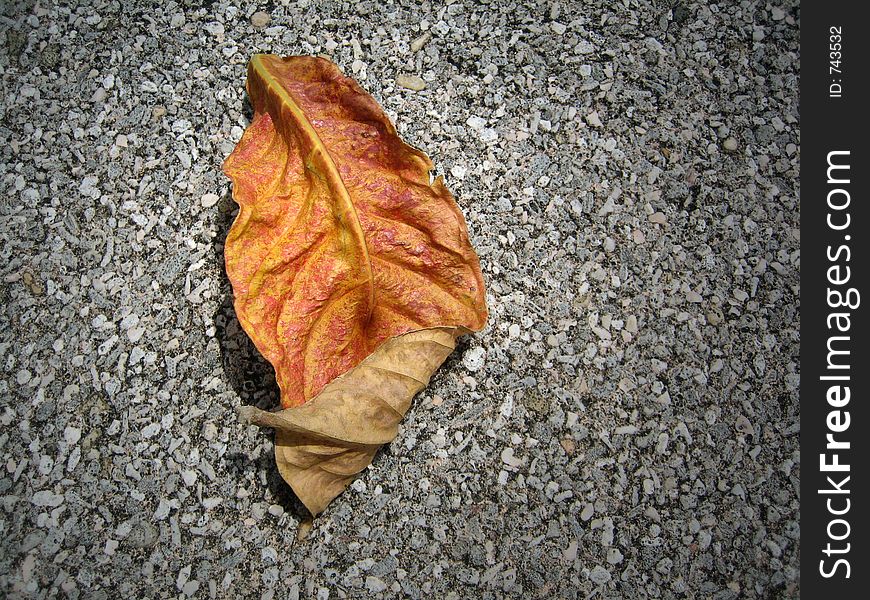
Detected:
[{"left": 0, "top": 0, "right": 800, "bottom": 598}]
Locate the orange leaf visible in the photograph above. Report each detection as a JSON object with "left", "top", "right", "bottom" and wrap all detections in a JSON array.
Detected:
[{"left": 224, "top": 55, "right": 487, "bottom": 409}]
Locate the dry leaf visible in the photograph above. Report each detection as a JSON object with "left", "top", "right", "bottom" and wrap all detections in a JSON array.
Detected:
[
  {"left": 224, "top": 55, "right": 487, "bottom": 514},
  {"left": 224, "top": 54, "right": 486, "bottom": 409},
  {"left": 239, "top": 327, "right": 461, "bottom": 515}
]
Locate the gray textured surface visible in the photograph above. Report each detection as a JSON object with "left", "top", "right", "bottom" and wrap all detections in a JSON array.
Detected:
[{"left": 1, "top": 1, "right": 800, "bottom": 598}]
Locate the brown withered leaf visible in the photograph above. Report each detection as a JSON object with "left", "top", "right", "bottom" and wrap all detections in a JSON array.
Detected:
[
  {"left": 239, "top": 327, "right": 461, "bottom": 515},
  {"left": 224, "top": 54, "right": 486, "bottom": 409},
  {"left": 224, "top": 55, "right": 487, "bottom": 514}
]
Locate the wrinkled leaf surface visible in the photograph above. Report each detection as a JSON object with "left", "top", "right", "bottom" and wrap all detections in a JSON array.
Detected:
[
  {"left": 224, "top": 55, "right": 486, "bottom": 408},
  {"left": 239, "top": 327, "right": 460, "bottom": 515}
]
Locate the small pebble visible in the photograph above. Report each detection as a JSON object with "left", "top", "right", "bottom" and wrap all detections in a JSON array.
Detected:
[
  {"left": 466, "top": 116, "right": 487, "bottom": 130},
  {"left": 250, "top": 11, "right": 271, "bottom": 28},
  {"left": 649, "top": 212, "right": 668, "bottom": 225},
  {"left": 586, "top": 111, "right": 603, "bottom": 127},
  {"left": 588, "top": 565, "right": 612, "bottom": 585},
  {"left": 396, "top": 74, "right": 427, "bottom": 91},
  {"left": 410, "top": 32, "right": 431, "bottom": 53},
  {"left": 201, "top": 193, "right": 220, "bottom": 208},
  {"left": 365, "top": 577, "right": 388, "bottom": 593},
  {"left": 462, "top": 347, "right": 486, "bottom": 372}
]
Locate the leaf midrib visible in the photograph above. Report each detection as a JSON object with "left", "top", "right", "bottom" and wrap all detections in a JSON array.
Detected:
[{"left": 250, "top": 54, "right": 375, "bottom": 320}]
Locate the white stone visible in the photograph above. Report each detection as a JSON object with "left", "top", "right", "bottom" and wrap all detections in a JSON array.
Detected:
[
  {"left": 141, "top": 422, "right": 161, "bottom": 438},
  {"left": 463, "top": 346, "right": 486, "bottom": 372},
  {"left": 154, "top": 499, "right": 172, "bottom": 520},
  {"left": 466, "top": 116, "right": 487, "bottom": 130},
  {"left": 201, "top": 193, "right": 220, "bottom": 208},
  {"left": 366, "top": 577, "right": 388, "bottom": 593},
  {"left": 586, "top": 111, "right": 602, "bottom": 127},
  {"left": 32, "top": 490, "right": 64, "bottom": 507},
  {"left": 64, "top": 426, "right": 82, "bottom": 446}
]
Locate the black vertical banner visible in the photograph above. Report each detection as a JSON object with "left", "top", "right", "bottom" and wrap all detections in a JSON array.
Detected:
[{"left": 801, "top": 3, "right": 869, "bottom": 596}]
